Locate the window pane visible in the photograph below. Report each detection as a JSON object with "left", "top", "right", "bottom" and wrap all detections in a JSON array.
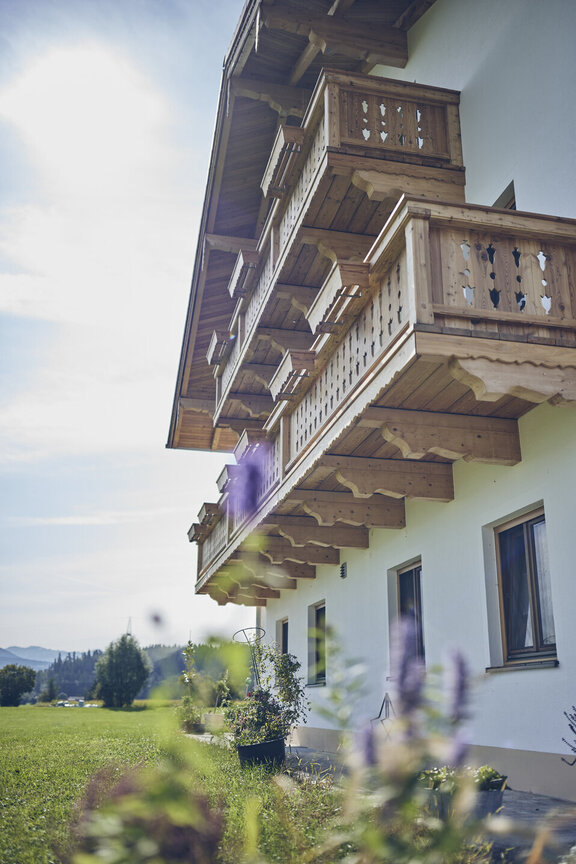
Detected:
[
  {"left": 532, "top": 520, "right": 556, "bottom": 647},
  {"left": 315, "top": 605, "right": 326, "bottom": 682},
  {"left": 398, "top": 566, "right": 425, "bottom": 660},
  {"left": 281, "top": 619, "right": 289, "bottom": 654},
  {"left": 499, "top": 524, "right": 533, "bottom": 652}
]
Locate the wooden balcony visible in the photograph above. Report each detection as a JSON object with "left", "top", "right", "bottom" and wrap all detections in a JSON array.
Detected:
[
  {"left": 211, "top": 70, "right": 465, "bottom": 431},
  {"left": 192, "top": 197, "right": 576, "bottom": 604}
]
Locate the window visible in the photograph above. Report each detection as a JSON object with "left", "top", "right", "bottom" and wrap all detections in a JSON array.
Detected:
[
  {"left": 398, "top": 562, "right": 425, "bottom": 661},
  {"left": 276, "top": 618, "right": 289, "bottom": 654},
  {"left": 495, "top": 509, "right": 556, "bottom": 663},
  {"left": 308, "top": 602, "right": 326, "bottom": 684}
]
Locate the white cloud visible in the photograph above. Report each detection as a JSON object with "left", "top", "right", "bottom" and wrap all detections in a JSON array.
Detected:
[
  {"left": 0, "top": 46, "right": 168, "bottom": 199},
  {"left": 0, "top": 44, "right": 203, "bottom": 463}
]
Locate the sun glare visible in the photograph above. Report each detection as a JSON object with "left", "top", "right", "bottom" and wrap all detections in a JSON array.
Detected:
[{"left": 0, "top": 46, "right": 166, "bottom": 196}]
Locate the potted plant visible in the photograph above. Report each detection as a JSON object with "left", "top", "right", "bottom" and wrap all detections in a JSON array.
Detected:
[
  {"left": 178, "top": 695, "right": 205, "bottom": 734},
  {"left": 420, "top": 764, "right": 507, "bottom": 819},
  {"left": 224, "top": 642, "right": 308, "bottom": 767}
]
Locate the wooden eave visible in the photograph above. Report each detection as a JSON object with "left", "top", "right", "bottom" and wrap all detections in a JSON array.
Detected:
[{"left": 167, "top": 0, "right": 435, "bottom": 452}]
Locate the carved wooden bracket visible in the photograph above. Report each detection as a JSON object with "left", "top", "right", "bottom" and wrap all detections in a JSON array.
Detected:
[
  {"left": 264, "top": 514, "right": 369, "bottom": 548},
  {"left": 228, "top": 392, "right": 274, "bottom": 418},
  {"left": 449, "top": 357, "right": 576, "bottom": 405},
  {"left": 360, "top": 407, "right": 521, "bottom": 465},
  {"left": 276, "top": 283, "right": 319, "bottom": 316},
  {"left": 288, "top": 489, "right": 406, "bottom": 528},
  {"left": 256, "top": 327, "right": 313, "bottom": 354},
  {"left": 322, "top": 455, "right": 454, "bottom": 501},
  {"left": 259, "top": 536, "right": 340, "bottom": 565},
  {"left": 299, "top": 227, "right": 375, "bottom": 263},
  {"left": 259, "top": 558, "right": 316, "bottom": 580},
  {"left": 229, "top": 77, "right": 311, "bottom": 117}
]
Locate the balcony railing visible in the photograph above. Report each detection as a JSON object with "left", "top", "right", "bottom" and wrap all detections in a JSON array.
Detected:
[
  {"left": 195, "top": 198, "right": 576, "bottom": 587},
  {"left": 212, "top": 70, "right": 465, "bottom": 424}
]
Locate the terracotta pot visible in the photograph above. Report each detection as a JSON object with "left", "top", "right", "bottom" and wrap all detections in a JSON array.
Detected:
[{"left": 237, "top": 738, "right": 285, "bottom": 768}]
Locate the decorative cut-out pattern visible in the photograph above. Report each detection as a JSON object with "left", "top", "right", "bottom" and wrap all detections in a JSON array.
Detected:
[
  {"left": 341, "top": 90, "right": 447, "bottom": 157},
  {"left": 291, "top": 255, "right": 406, "bottom": 457},
  {"left": 449, "top": 232, "right": 566, "bottom": 319}
]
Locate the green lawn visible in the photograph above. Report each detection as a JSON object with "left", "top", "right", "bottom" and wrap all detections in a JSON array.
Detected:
[
  {"left": 0, "top": 704, "right": 175, "bottom": 864},
  {"left": 0, "top": 704, "right": 341, "bottom": 864}
]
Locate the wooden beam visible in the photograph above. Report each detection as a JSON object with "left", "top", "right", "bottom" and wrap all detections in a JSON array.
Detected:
[
  {"left": 259, "top": 536, "right": 340, "bottom": 566},
  {"left": 179, "top": 396, "right": 213, "bottom": 414},
  {"left": 226, "top": 558, "right": 298, "bottom": 591},
  {"left": 257, "top": 327, "right": 313, "bottom": 353},
  {"left": 322, "top": 455, "right": 454, "bottom": 502},
  {"left": 260, "top": 559, "right": 316, "bottom": 580},
  {"left": 204, "top": 234, "right": 258, "bottom": 254},
  {"left": 289, "top": 0, "right": 357, "bottom": 84},
  {"left": 449, "top": 357, "right": 576, "bottom": 406},
  {"left": 229, "top": 76, "right": 311, "bottom": 117},
  {"left": 260, "top": 6, "right": 407, "bottom": 68},
  {"left": 242, "top": 363, "right": 278, "bottom": 387},
  {"left": 276, "top": 283, "right": 319, "bottom": 315},
  {"left": 299, "top": 227, "right": 375, "bottom": 263},
  {"left": 228, "top": 393, "right": 274, "bottom": 417},
  {"left": 264, "top": 515, "right": 369, "bottom": 548},
  {"left": 289, "top": 489, "right": 405, "bottom": 528},
  {"left": 360, "top": 408, "right": 521, "bottom": 465}
]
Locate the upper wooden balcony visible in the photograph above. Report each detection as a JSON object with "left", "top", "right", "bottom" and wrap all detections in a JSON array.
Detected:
[
  {"left": 192, "top": 197, "right": 576, "bottom": 605},
  {"left": 208, "top": 70, "right": 465, "bottom": 432}
]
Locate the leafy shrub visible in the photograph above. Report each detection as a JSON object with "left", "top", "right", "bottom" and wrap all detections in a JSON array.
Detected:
[{"left": 177, "top": 696, "right": 204, "bottom": 733}]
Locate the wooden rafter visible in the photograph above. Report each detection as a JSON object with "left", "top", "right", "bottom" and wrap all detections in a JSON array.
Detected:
[
  {"left": 264, "top": 514, "right": 369, "bottom": 548},
  {"left": 260, "top": 6, "right": 408, "bottom": 69},
  {"left": 229, "top": 77, "right": 311, "bottom": 117},
  {"left": 259, "top": 536, "right": 340, "bottom": 565},
  {"left": 288, "top": 489, "right": 406, "bottom": 528},
  {"left": 359, "top": 407, "right": 521, "bottom": 465},
  {"left": 289, "top": 0, "right": 357, "bottom": 85},
  {"left": 322, "top": 454, "right": 454, "bottom": 501}
]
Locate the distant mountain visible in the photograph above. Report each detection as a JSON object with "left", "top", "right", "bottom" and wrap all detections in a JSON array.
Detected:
[
  {"left": 0, "top": 648, "right": 51, "bottom": 671},
  {"left": 8, "top": 646, "right": 68, "bottom": 663}
]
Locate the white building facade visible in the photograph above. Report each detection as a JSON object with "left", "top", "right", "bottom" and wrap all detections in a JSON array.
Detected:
[{"left": 169, "top": 0, "right": 576, "bottom": 800}]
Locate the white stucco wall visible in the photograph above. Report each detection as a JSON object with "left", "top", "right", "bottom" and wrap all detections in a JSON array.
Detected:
[
  {"left": 373, "top": 0, "right": 576, "bottom": 218},
  {"left": 262, "top": 402, "right": 576, "bottom": 756},
  {"left": 259, "top": 0, "right": 576, "bottom": 783}
]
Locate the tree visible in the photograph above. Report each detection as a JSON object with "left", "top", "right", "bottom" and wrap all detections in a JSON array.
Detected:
[
  {"left": 0, "top": 665, "right": 36, "bottom": 707},
  {"left": 39, "top": 677, "right": 57, "bottom": 703},
  {"left": 95, "top": 635, "right": 152, "bottom": 708}
]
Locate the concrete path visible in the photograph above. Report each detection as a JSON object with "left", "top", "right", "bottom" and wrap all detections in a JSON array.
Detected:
[{"left": 285, "top": 745, "right": 576, "bottom": 862}]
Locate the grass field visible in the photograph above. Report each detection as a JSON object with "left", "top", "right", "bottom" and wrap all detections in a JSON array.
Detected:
[
  {"left": 0, "top": 704, "right": 175, "bottom": 864},
  {"left": 0, "top": 704, "right": 341, "bottom": 864}
]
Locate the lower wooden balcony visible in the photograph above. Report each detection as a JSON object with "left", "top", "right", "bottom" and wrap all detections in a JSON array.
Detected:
[{"left": 192, "top": 197, "right": 576, "bottom": 605}]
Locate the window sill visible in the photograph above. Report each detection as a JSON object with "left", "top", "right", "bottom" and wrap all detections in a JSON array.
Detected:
[
  {"left": 485, "top": 658, "right": 559, "bottom": 673},
  {"left": 307, "top": 681, "right": 326, "bottom": 688}
]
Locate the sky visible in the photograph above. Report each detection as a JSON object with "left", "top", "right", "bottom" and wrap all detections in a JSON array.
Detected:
[{"left": 0, "top": 0, "right": 254, "bottom": 652}]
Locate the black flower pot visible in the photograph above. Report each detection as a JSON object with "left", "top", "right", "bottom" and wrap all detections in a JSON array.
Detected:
[{"left": 237, "top": 738, "right": 286, "bottom": 768}]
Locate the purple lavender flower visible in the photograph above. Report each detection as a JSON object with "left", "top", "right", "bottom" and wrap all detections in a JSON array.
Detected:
[
  {"left": 391, "top": 618, "right": 425, "bottom": 719},
  {"left": 231, "top": 443, "right": 271, "bottom": 517},
  {"left": 446, "top": 650, "right": 469, "bottom": 726},
  {"left": 358, "top": 724, "right": 378, "bottom": 767}
]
